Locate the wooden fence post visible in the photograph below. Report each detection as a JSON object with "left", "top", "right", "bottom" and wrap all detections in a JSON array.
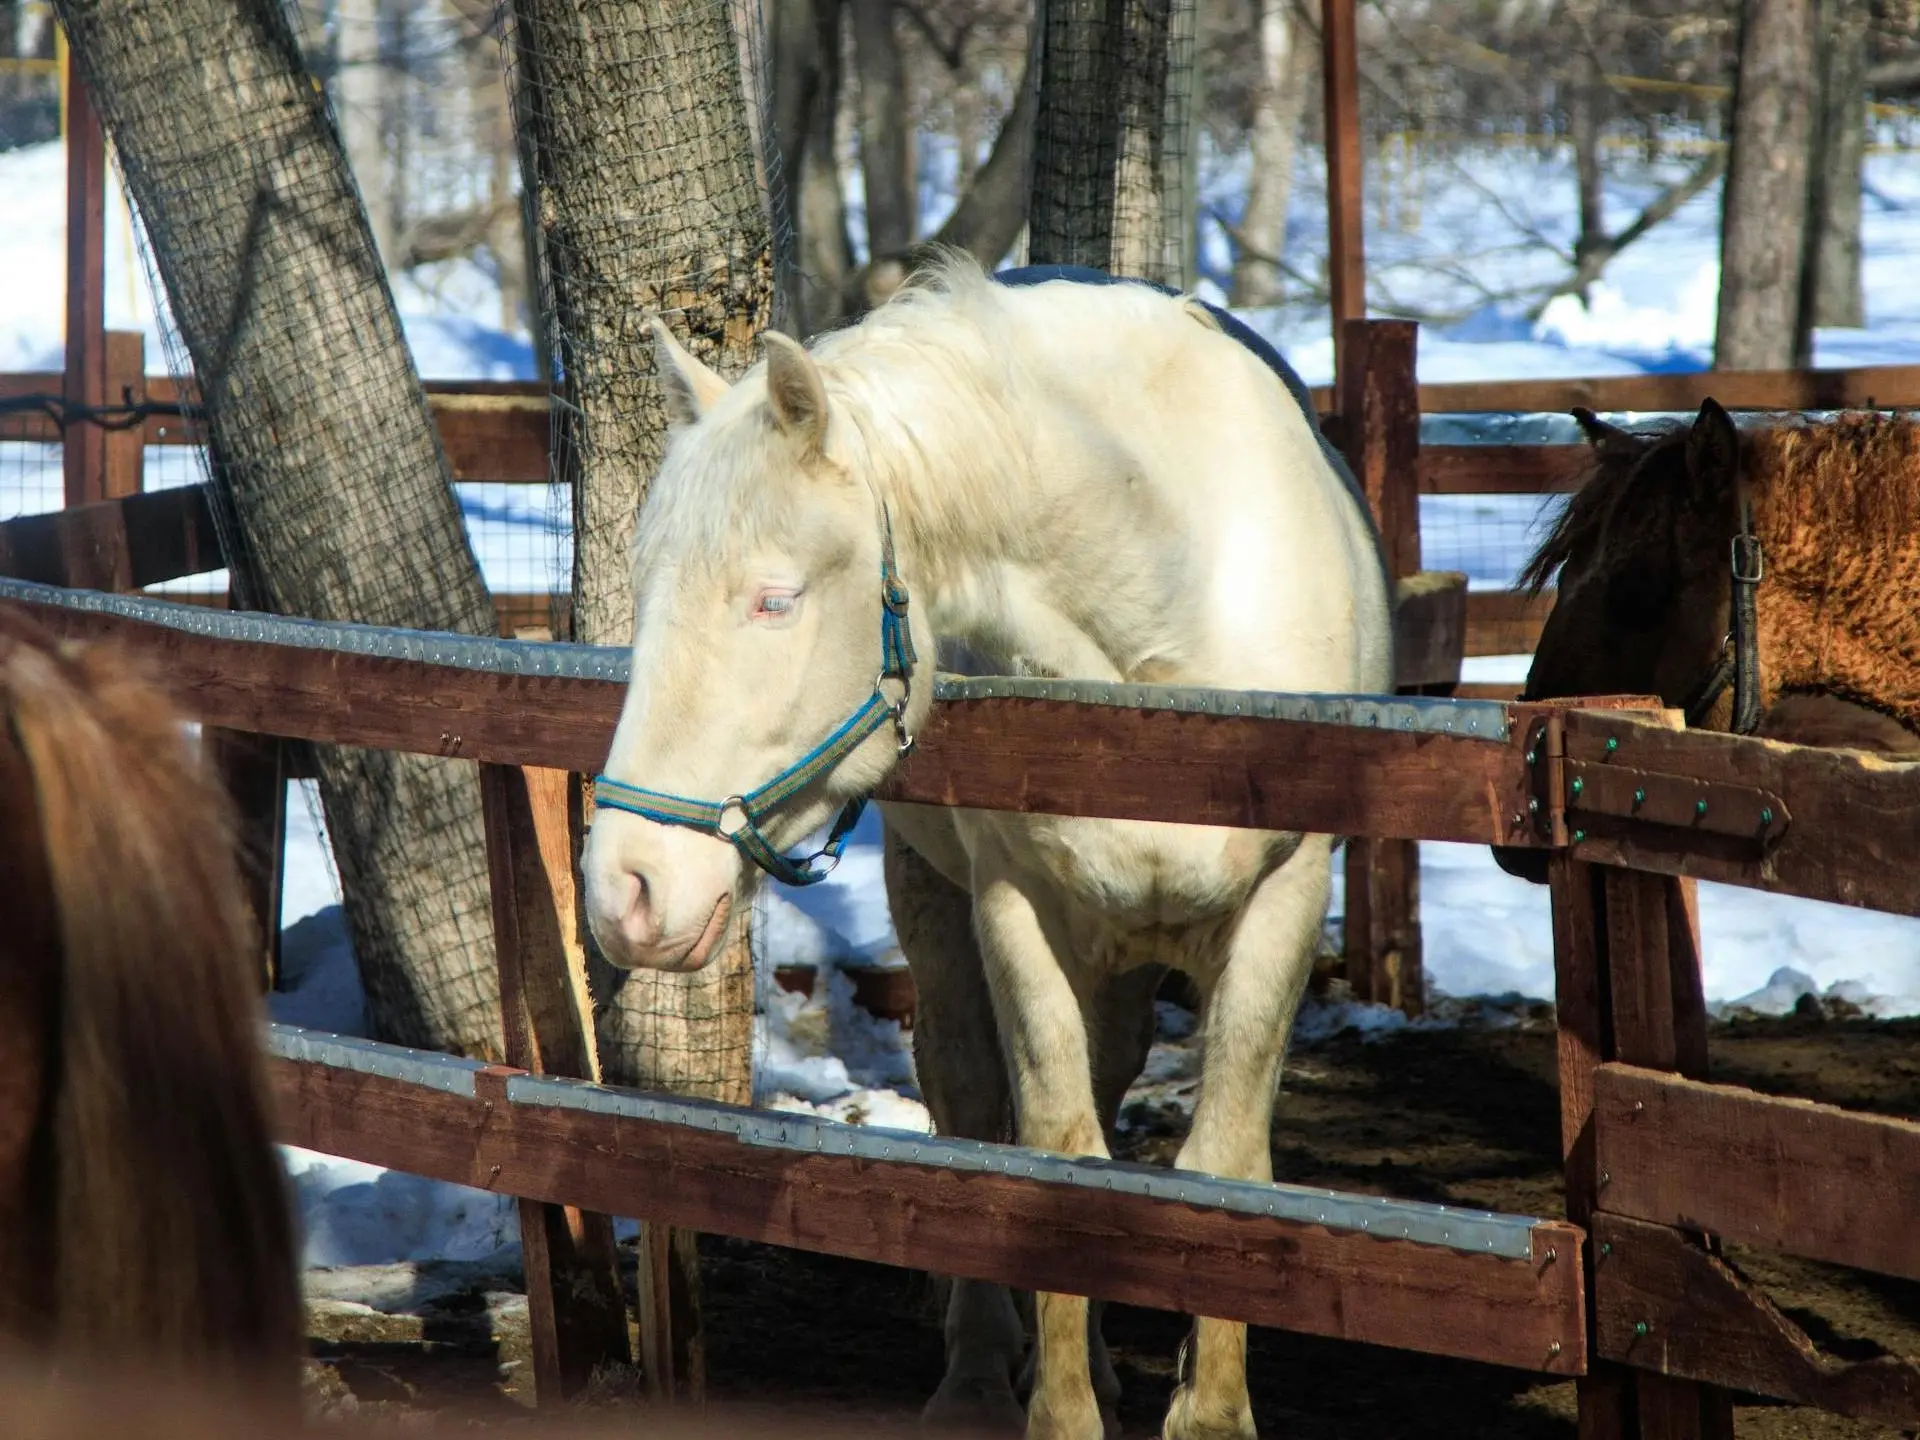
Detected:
[
  {"left": 1337, "top": 318, "right": 1424, "bottom": 1015},
  {"left": 102, "top": 330, "right": 146, "bottom": 501},
  {"left": 1551, "top": 753, "right": 1736, "bottom": 1440},
  {"left": 205, "top": 729, "right": 288, "bottom": 994},
  {"left": 1320, "top": 0, "right": 1366, "bottom": 380},
  {"left": 61, "top": 42, "right": 108, "bottom": 511},
  {"left": 481, "top": 762, "right": 633, "bottom": 1404}
]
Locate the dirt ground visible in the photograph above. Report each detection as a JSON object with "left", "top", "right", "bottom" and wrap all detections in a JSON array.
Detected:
[{"left": 302, "top": 1005, "right": 1920, "bottom": 1437}]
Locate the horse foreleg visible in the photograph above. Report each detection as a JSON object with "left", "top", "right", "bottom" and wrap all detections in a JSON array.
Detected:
[
  {"left": 974, "top": 857, "right": 1107, "bottom": 1440},
  {"left": 1013, "top": 963, "right": 1162, "bottom": 1436},
  {"left": 1162, "top": 836, "right": 1333, "bottom": 1440},
  {"left": 884, "top": 823, "right": 1026, "bottom": 1434}
]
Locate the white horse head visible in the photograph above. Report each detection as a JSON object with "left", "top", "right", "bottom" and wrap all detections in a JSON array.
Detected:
[{"left": 580, "top": 319, "right": 935, "bottom": 972}]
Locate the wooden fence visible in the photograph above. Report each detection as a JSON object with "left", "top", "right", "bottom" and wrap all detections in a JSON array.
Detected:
[
  {"left": 1, "top": 570, "right": 1916, "bottom": 1438},
  {"left": 14, "top": 330, "right": 1920, "bottom": 1020}
]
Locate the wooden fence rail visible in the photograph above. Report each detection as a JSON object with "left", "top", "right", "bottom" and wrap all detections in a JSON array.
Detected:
[
  {"left": 4, "top": 580, "right": 1920, "bottom": 1432},
  {"left": 269, "top": 1037, "right": 1588, "bottom": 1376}
]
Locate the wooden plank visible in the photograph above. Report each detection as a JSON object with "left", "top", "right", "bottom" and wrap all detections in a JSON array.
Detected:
[
  {"left": 0, "top": 485, "right": 222, "bottom": 590},
  {"left": 1342, "top": 833, "right": 1422, "bottom": 1015},
  {"left": 1594, "top": 1213, "right": 1920, "bottom": 1430},
  {"left": 887, "top": 696, "right": 1542, "bottom": 845},
  {"left": 1392, "top": 571, "right": 1468, "bottom": 688},
  {"left": 1405, "top": 363, "right": 1920, "bottom": 418},
  {"left": 204, "top": 729, "right": 286, "bottom": 994},
  {"left": 1339, "top": 320, "right": 1421, "bottom": 582},
  {"left": 1466, "top": 589, "right": 1552, "bottom": 657},
  {"left": 0, "top": 594, "right": 1552, "bottom": 847},
  {"left": 268, "top": 1058, "right": 1587, "bottom": 1376},
  {"left": 1548, "top": 852, "right": 1636, "bottom": 1440},
  {"left": 1421, "top": 444, "right": 1587, "bottom": 495},
  {"left": 61, "top": 61, "right": 107, "bottom": 509},
  {"left": 1340, "top": 322, "right": 1426, "bottom": 1015},
  {"left": 1594, "top": 853, "right": 1731, "bottom": 1440},
  {"left": 16, "top": 365, "right": 1920, "bottom": 455},
  {"left": 102, "top": 330, "right": 145, "bottom": 501},
  {"left": 431, "top": 391, "right": 552, "bottom": 486},
  {"left": 479, "top": 763, "right": 630, "bottom": 1404},
  {"left": 1319, "top": 0, "right": 1365, "bottom": 377},
  {"left": 1455, "top": 681, "right": 1525, "bottom": 702},
  {"left": 1561, "top": 708, "right": 1920, "bottom": 917},
  {"left": 1594, "top": 1064, "right": 1920, "bottom": 1282}
]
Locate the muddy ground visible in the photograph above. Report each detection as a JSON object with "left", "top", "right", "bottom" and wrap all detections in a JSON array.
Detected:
[{"left": 302, "top": 1005, "right": 1920, "bottom": 1437}]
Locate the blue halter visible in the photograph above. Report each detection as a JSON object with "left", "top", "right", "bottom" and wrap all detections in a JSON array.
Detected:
[{"left": 591, "top": 507, "right": 917, "bottom": 887}]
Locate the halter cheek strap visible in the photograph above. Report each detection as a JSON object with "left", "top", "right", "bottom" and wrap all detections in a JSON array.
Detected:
[
  {"left": 590, "top": 507, "right": 917, "bottom": 888},
  {"left": 1681, "top": 490, "right": 1765, "bottom": 735}
]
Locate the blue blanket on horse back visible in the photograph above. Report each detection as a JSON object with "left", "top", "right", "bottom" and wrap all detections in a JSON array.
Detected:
[{"left": 991, "top": 264, "right": 1386, "bottom": 564}]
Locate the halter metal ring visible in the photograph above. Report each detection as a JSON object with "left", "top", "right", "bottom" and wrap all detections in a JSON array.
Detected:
[
  {"left": 716, "top": 795, "right": 751, "bottom": 838},
  {"left": 877, "top": 670, "right": 915, "bottom": 754}
]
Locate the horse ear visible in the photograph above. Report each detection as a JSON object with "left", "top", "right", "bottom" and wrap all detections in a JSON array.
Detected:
[
  {"left": 650, "top": 318, "right": 730, "bottom": 427},
  {"left": 762, "top": 330, "right": 829, "bottom": 452},
  {"left": 1571, "top": 406, "right": 1647, "bottom": 462},
  {"left": 1684, "top": 397, "right": 1740, "bottom": 492}
]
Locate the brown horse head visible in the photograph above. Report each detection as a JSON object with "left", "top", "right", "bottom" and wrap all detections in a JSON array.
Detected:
[
  {"left": 1521, "top": 398, "right": 1747, "bottom": 715},
  {"left": 0, "top": 606, "right": 302, "bottom": 1401},
  {"left": 1491, "top": 399, "right": 1920, "bottom": 885},
  {"left": 1489, "top": 399, "right": 1747, "bottom": 884}
]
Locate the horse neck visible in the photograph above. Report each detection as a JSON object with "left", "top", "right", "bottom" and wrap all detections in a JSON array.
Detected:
[{"left": 1746, "top": 422, "right": 1920, "bottom": 731}]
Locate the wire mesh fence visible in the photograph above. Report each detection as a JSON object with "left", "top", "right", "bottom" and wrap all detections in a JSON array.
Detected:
[
  {"left": 501, "top": 0, "right": 786, "bottom": 1097},
  {"left": 1026, "top": 0, "right": 1197, "bottom": 287},
  {"left": 51, "top": 0, "right": 510, "bottom": 1061}
]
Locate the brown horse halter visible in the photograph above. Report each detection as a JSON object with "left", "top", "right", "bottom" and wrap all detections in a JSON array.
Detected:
[{"left": 1678, "top": 485, "right": 1765, "bottom": 734}]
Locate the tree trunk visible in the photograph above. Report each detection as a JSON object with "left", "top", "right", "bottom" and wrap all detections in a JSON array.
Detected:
[
  {"left": 52, "top": 0, "right": 505, "bottom": 1059},
  {"left": 849, "top": 0, "right": 912, "bottom": 257},
  {"left": 1110, "top": 0, "right": 1171, "bottom": 282},
  {"left": 1231, "top": 0, "right": 1310, "bottom": 306},
  {"left": 1028, "top": 0, "right": 1119, "bottom": 267},
  {"left": 1569, "top": 53, "right": 1606, "bottom": 305},
  {"left": 507, "top": 0, "right": 772, "bottom": 1390},
  {"left": 1797, "top": 0, "right": 1867, "bottom": 360},
  {"left": 771, "top": 0, "right": 853, "bottom": 333},
  {"left": 1029, "top": 0, "right": 1175, "bottom": 280},
  {"left": 923, "top": 24, "right": 1038, "bottom": 267},
  {"left": 1714, "top": 0, "right": 1816, "bottom": 370},
  {"left": 505, "top": 0, "right": 769, "bottom": 1100},
  {"left": 334, "top": 0, "right": 397, "bottom": 267}
]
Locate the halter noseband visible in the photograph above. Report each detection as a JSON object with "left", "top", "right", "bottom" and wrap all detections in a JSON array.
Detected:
[
  {"left": 1680, "top": 492, "right": 1765, "bottom": 734},
  {"left": 590, "top": 507, "right": 918, "bottom": 888}
]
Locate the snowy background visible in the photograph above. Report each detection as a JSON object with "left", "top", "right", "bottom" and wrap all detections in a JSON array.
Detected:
[{"left": 4, "top": 129, "right": 1920, "bottom": 1271}]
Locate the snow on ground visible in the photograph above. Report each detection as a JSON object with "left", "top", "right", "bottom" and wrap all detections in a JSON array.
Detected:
[{"left": 5, "top": 132, "right": 1920, "bottom": 1268}]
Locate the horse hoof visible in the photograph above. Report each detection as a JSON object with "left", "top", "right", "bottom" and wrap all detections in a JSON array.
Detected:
[
  {"left": 922, "top": 1375, "right": 1026, "bottom": 1435},
  {"left": 1162, "top": 1383, "right": 1256, "bottom": 1440}
]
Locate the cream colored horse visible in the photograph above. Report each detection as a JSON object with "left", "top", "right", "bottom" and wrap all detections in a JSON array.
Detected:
[{"left": 580, "top": 253, "right": 1393, "bottom": 1440}]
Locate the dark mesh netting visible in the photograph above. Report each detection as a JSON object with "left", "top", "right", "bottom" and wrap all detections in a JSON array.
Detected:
[
  {"left": 51, "top": 0, "right": 504, "bottom": 1060},
  {"left": 503, "top": 0, "right": 786, "bottom": 1100},
  {"left": 1028, "top": 0, "right": 1197, "bottom": 286}
]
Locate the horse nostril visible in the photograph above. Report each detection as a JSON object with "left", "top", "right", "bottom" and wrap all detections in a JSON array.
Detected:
[{"left": 616, "top": 871, "right": 656, "bottom": 947}]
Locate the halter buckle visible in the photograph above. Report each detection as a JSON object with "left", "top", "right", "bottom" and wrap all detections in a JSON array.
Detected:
[
  {"left": 1730, "top": 534, "right": 1764, "bottom": 584},
  {"left": 716, "top": 795, "right": 751, "bottom": 838},
  {"left": 877, "top": 670, "right": 915, "bottom": 755}
]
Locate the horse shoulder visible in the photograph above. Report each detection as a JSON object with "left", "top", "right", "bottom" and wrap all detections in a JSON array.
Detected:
[{"left": 1758, "top": 692, "right": 1920, "bottom": 756}]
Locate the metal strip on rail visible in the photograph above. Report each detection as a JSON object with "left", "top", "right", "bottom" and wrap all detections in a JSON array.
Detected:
[
  {"left": 268, "top": 1024, "right": 1540, "bottom": 1260},
  {"left": 0, "top": 577, "right": 1512, "bottom": 742}
]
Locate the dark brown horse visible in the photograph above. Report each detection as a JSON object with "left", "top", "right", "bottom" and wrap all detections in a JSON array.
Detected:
[
  {"left": 1493, "top": 398, "right": 1920, "bottom": 883},
  {"left": 0, "top": 605, "right": 302, "bottom": 1399}
]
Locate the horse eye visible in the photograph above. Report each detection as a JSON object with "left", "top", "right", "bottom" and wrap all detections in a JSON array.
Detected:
[{"left": 753, "top": 590, "right": 799, "bottom": 619}]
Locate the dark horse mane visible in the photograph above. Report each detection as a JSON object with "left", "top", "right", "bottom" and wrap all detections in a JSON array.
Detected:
[
  {"left": 1515, "top": 405, "right": 1920, "bottom": 735},
  {"left": 1515, "top": 412, "right": 1699, "bottom": 598},
  {"left": 0, "top": 606, "right": 301, "bottom": 1398}
]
